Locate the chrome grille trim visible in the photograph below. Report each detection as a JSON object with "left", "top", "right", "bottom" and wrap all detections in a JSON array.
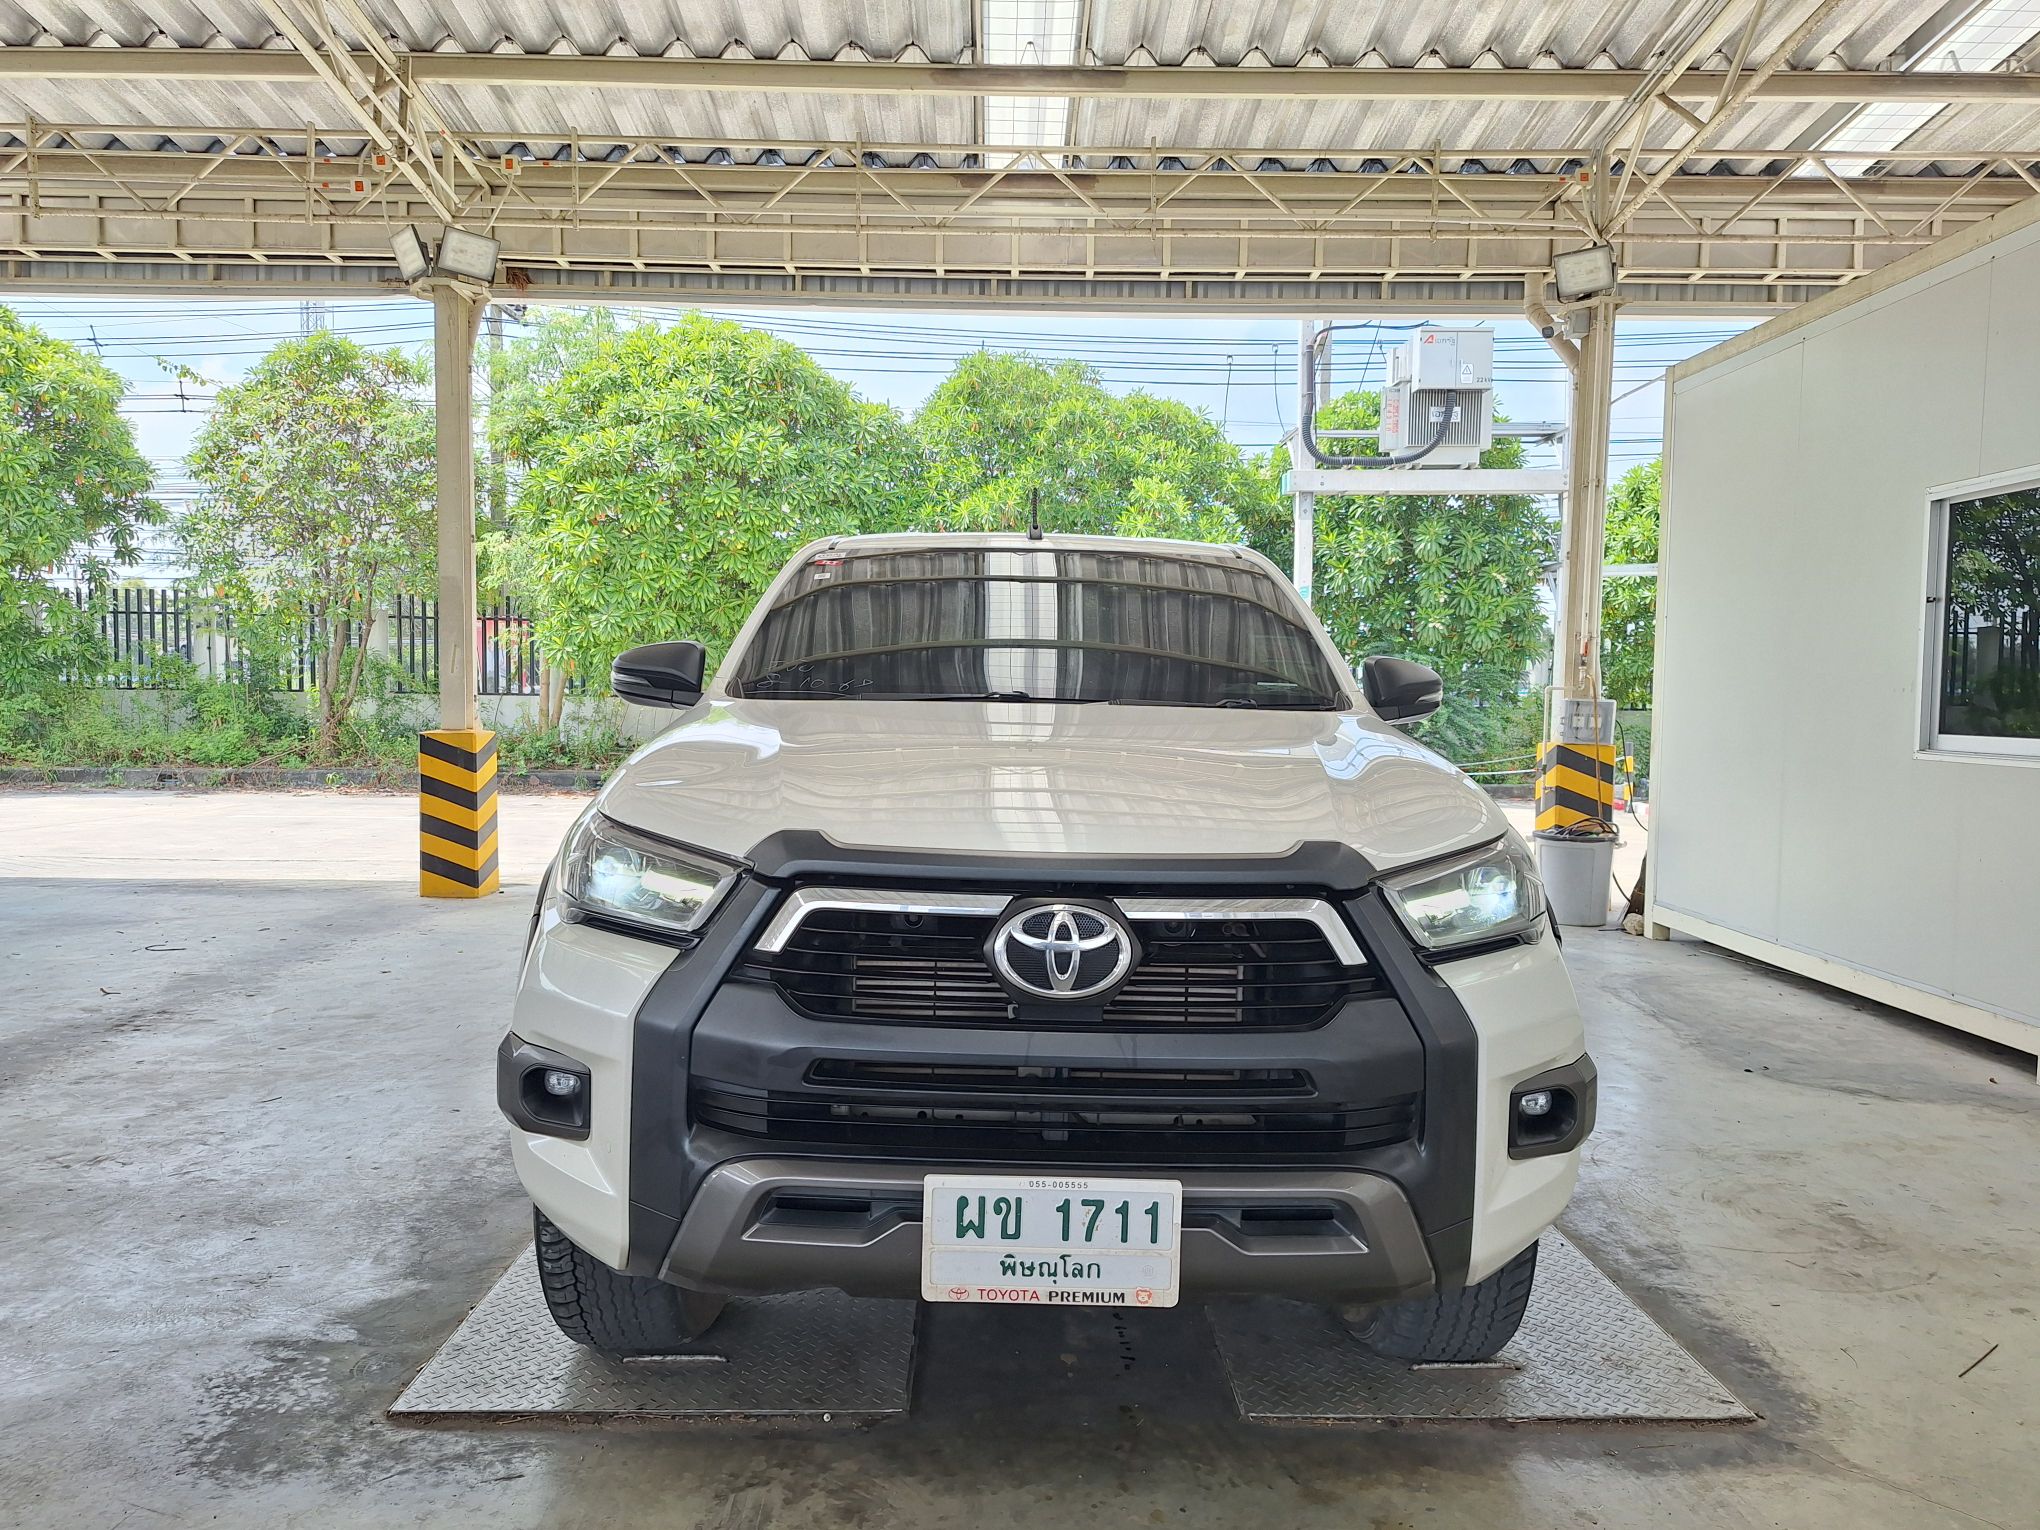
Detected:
[
  {"left": 1116, "top": 897, "right": 1367, "bottom": 969},
  {"left": 754, "top": 888, "right": 1008, "bottom": 953},
  {"left": 753, "top": 887, "right": 1367, "bottom": 968}
]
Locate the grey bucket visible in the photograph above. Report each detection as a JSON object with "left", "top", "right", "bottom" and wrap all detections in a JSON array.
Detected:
[{"left": 1534, "top": 830, "right": 1620, "bottom": 927}]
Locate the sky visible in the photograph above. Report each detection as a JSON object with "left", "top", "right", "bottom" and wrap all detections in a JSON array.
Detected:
[{"left": 8, "top": 295, "right": 1751, "bottom": 575}]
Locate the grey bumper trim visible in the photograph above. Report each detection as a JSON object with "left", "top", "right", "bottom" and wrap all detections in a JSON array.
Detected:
[{"left": 658, "top": 1158, "right": 1435, "bottom": 1303}]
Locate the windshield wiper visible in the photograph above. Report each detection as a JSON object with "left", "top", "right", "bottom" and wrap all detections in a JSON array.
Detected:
[
  {"left": 1216, "top": 697, "right": 1338, "bottom": 709},
  {"left": 731, "top": 676, "right": 872, "bottom": 697},
  {"left": 1106, "top": 696, "right": 1336, "bottom": 710},
  {"left": 859, "top": 690, "right": 1106, "bottom": 703}
]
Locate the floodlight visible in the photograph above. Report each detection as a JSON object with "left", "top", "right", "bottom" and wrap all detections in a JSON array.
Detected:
[
  {"left": 1551, "top": 243, "right": 1618, "bottom": 302},
  {"left": 434, "top": 227, "right": 501, "bottom": 284},
  {"left": 389, "top": 224, "right": 431, "bottom": 282}
]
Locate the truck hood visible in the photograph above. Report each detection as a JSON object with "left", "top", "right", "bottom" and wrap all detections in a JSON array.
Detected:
[{"left": 594, "top": 698, "right": 1507, "bottom": 875}]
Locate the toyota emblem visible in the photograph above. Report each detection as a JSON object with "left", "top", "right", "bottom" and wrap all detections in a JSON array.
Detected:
[{"left": 988, "top": 901, "right": 1136, "bottom": 1001}]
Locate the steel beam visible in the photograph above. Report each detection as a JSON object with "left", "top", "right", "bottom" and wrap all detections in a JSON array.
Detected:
[
  {"left": 8, "top": 143, "right": 2032, "bottom": 244},
  {"left": 1611, "top": 0, "right": 1855, "bottom": 235},
  {"left": 5, "top": 48, "right": 2040, "bottom": 103},
  {"left": 1289, "top": 467, "right": 1568, "bottom": 495},
  {"left": 0, "top": 253, "right": 1911, "bottom": 313}
]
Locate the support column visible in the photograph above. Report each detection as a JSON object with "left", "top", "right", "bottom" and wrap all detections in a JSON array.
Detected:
[
  {"left": 1536, "top": 296, "right": 1620, "bottom": 838},
  {"left": 432, "top": 280, "right": 485, "bottom": 733},
  {"left": 419, "top": 279, "right": 498, "bottom": 899}
]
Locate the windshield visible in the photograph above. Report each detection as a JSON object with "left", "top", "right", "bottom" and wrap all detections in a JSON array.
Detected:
[{"left": 725, "top": 547, "right": 1347, "bottom": 709}]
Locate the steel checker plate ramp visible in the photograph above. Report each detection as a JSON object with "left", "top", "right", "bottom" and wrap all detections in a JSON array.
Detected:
[
  {"left": 390, "top": 1245, "right": 917, "bottom": 1419},
  {"left": 1210, "top": 1232, "right": 1753, "bottom": 1423}
]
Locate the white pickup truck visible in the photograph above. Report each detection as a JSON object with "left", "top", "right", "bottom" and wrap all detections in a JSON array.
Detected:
[{"left": 499, "top": 532, "right": 1595, "bottom": 1361}]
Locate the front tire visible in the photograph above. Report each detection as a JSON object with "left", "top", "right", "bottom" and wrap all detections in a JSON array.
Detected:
[
  {"left": 1343, "top": 1240, "right": 1539, "bottom": 1363},
  {"left": 533, "top": 1208, "right": 726, "bottom": 1355}
]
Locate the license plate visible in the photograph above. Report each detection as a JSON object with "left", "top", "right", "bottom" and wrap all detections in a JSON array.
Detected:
[{"left": 921, "top": 1174, "right": 1182, "bottom": 1308}]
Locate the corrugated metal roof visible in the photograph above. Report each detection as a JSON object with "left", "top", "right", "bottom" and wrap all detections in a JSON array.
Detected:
[
  {"left": 3, "top": 0, "right": 2038, "bottom": 308},
  {"left": 1, "top": 0, "right": 2035, "bottom": 165},
  {"left": 1083, "top": 0, "right": 1935, "bottom": 69}
]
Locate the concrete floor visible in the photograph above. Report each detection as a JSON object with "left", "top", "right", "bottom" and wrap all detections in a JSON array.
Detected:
[{"left": 0, "top": 791, "right": 2033, "bottom": 1529}]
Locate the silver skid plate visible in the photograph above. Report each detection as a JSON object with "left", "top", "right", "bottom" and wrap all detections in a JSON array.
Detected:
[
  {"left": 389, "top": 1248, "right": 916, "bottom": 1419},
  {"left": 1209, "top": 1233, "right": 1754, "bottom": 1422},
  {"left": 392, "top": 1233, "right": 1749, "bottom": 1424}
]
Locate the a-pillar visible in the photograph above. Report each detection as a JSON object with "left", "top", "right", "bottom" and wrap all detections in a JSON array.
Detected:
[{"left": 418, "top": 279, "right": 499, "bottom": 899}]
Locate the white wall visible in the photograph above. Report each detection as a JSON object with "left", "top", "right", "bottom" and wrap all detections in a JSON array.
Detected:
[{"left": 1651, "top": 202, "right": 2040, "bottom": 1060}]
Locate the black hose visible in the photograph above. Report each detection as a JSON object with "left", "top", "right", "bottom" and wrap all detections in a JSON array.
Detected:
[{"left": 1299, "top": 330, "right": 1463, "bottom": 468}]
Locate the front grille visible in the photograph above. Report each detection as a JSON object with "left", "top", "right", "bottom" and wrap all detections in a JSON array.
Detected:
[
  {"left": 804, "top": 1060, "right": 1315, "bottom": 1096},
  {"left": 690, "top": 1072, "right": 1419, "bottom": 1161},
  {"left": 751, "top": 907, "right": 1371, "bottom": 1029}
]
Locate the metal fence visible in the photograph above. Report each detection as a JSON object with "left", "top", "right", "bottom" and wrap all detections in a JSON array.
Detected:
[
  {"left": 388, "top": 593, "right": 439, "bottom": 693},
  {"left": 62, "top": 584, "right": 198, "bottom": 687},
  {"left": 61, "top": 584, "right": 557, "bottom": 697},
  {"left": 388, "top": 594, "right": 556, "bottom": 696},
  {"left": 1944, "top": 604, "right": 2039, "bottom": 710}
]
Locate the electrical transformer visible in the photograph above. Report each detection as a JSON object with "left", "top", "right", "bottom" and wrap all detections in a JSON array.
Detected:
[{"left": 1379, "top": 326, "right": 1495, "bottom": 467}]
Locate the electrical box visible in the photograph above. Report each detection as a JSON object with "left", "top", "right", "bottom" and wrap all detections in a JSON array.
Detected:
[{"left": 1379, "top": 326, "right": 1494, "bottom": 467}]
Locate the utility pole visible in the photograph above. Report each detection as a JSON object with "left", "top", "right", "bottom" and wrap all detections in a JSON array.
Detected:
[
  {"left": 1292, "top": 319, "right": 1317, "bottom": 604},
  {"left": 482, "top": 305, "right": 505, "bottom": 530}
]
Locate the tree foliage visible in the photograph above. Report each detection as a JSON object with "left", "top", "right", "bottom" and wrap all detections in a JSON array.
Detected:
[
  {"left": 1601, "top": 460, "right": 1661, "bottom": 710},
  {"left": 1946, "top": 489, "right": 2040, "bottom": 626},
  {"left": 494, "top": 312, "right": 924, "bottom": 681},
  {"left": 913, "top": 353, "right": 1283, "bottom": 551},
  {"left": 1271, "top": 391, "right": 1555, "bottom": 762},
  {"left": 183, "top": 331, "right": 435, "bottom": 743},
  {"left": 1943, "top": 488, "right": 2040, "bottom": 730},
  {"left": 0, "top": 305, "right": 158, "bottom": 729}
]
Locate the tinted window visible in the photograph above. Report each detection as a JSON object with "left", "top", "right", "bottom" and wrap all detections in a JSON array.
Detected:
[
  {"left": 727, "top": 547, "right": 1345, "bottom": 708},
  {"left": 1939, "top": 488, "right": 2040, "bottom": 743}
]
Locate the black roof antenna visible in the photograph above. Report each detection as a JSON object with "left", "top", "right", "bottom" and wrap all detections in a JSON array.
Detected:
[{"left": 1027, "top": 487, "right": 1045, "bottom": 541}]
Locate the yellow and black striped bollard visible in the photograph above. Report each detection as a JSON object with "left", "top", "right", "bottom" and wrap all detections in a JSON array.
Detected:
[
  {"left": 1534, "top": 739, "right": 1618, "bottom": 832},
  {"left": 418, "top": 728, "right": 500, "bottom": 898}
]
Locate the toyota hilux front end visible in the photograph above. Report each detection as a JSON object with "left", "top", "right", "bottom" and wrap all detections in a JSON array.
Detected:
[{"left": 501, "top": 533, "right": 1595, "bottom": 1361}]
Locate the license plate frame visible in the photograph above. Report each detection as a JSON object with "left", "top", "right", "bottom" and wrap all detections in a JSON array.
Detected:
[{"left": 920, "top": 1173, "right": 1183, "bottom": 1308}]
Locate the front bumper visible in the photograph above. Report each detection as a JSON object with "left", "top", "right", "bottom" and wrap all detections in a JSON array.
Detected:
[
  {"left": 657, "top": 1158, "right": 1435, "bottom": 1302},
  {"left": 504, "top": 837, "right": 1595, "bottom": 1300}
]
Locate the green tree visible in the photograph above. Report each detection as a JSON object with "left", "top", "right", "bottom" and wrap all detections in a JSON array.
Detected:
[
  {"left": 0, "top": 306, "right": 159, "bottom": 734},
  {"left": 1943, "top": 487, "right": 2040, "bottom": 732},
  {"left": 1601, "top": 460, "right": 1660, "bottom": 710},
  {"left": 913, "top": 353, "right": 1283, "bottom": 551},
  {"left": 1271, "top": 391, "right": 1555, "bottom": 764},
  {"left": 494, "top": 312, "right": 923, "bottom": 683},
  {"left": 482, "top": 309, "right": 642, "bottom": 724},
  {"left": 183, "top": 332, "right": 435, "bottom": 746}
]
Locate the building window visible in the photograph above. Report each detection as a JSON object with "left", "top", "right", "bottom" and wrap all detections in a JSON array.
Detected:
[{"left": 1930, "top": 482, "right": 2040, "bottom": 757}]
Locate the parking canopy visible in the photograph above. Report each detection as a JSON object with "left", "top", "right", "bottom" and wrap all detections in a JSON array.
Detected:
[{"left": 4, "top": 1, "right": 2040, "bottom": 312}]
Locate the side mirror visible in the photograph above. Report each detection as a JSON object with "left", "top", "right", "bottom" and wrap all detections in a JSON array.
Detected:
[
  {"left": 1359, "top": 655, "right": 1444, "bottom": 723},
  {"left": 612, "top": 641, "right": 707, "bottom": 709}
]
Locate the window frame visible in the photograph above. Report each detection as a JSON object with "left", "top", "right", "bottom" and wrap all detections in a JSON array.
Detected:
[{"left": 1920, "top": 467, "right": 2040, "bottom": 763}]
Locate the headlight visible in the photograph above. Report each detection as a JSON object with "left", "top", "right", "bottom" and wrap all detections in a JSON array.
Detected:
[
  {"left": 1382, "top": 837, "right": 1546, "bottom": 953},
  {"left": 559, "top": 813, "right": 740, "bottom": 939}
]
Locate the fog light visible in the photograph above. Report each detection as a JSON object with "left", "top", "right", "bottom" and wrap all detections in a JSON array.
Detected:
[
  {"left": 1518, "top": 1089, "right": 1553, "bottom": 1118},
  {"left": 542, "top": 1069, "right": 583, "bottom": 1098}
]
